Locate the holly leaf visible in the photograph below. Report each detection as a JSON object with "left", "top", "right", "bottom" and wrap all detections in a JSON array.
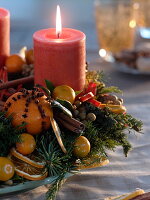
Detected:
[
  {"left": 36, "top": 84, "right": 51, "bottom": 96},
  {"left": 45, "top": 80, "right": 55, "bottom": 93}
]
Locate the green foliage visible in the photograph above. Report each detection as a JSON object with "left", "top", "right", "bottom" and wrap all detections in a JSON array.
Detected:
[
  {"left": 45, "top": 79, "right": 55, "bottom": 93},
  {"left": 98, "top": 86, "right": 122, "bottom": 95},
  {"left": 36, "top": 129, "right": 78, "bottom": 200},
  {"left": 46, "top": 174, "right": 65, "bottom": 200},
  {"left": 36, "top": 129, "right": 77, "bottom": 177},
  {"left": 0, "top": 112, "right": 24, "bottom": 156},
  {"left": 56, "top": 99, "right": 74, "bottom": 113},
  {"left": 36, "top": 83, "right": 51, "bottom": 96},
  {"left": 84, "top": 102, "right": 142, "bottom": 157}
]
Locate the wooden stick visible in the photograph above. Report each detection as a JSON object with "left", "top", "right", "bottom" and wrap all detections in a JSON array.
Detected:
[{"left": 0, "top": 76, "right": 34, "bottom": 90}]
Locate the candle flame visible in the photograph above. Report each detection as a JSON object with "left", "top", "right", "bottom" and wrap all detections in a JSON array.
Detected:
[{"left": 56, "top": 5, "right": 62, "bottom": 38}]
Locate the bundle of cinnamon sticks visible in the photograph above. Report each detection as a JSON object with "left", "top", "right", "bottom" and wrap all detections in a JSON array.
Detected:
[
  {"left": 55, "top": 112, "right": 85, "bottom": 133},
  {"left": 0, "top": 76, "right": 34, "bottom": 90}
]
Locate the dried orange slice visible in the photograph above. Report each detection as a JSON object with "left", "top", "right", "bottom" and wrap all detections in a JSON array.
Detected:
[
  {"left": 106, "top": 104, "right": 126, "bottom": 114},
  {"left": 10, "top": 148, "right": 46, "bottom": 169},
  {"left": 76, "top": 155, "right": 109, "bottom": 170},
  {"left": 10, "top": 155, "right": 48, "bottom": 181},
  {"left": 100, "top": 104, "right": 126, "bottom": 114}
]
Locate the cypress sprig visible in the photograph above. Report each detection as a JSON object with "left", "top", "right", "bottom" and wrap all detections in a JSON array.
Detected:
[
  {"left": 36, "top": 129, "right": 77, "bottom": 177},
  {"left": 0, "top": 112, "right": 24, "bottom": 156},
  {"left": 46, "top": 173, "right": 65, "bottom": 200},
  {"left": 84, "top": 102, "right": 142, "bottom": 157}
]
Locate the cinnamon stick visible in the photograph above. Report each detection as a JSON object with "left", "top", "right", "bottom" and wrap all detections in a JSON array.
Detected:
[
  {"left": 56, "top": 117, "right": 83, "bottom": 133},
  {"left": 0, "top": 101, "right": 4, "bottom": 111},
  {"left": 57, "top": 112, "right": 85, "bottom": 131},
  {"left": 0, "top": 76, "right": 34, "bottom": 90}
]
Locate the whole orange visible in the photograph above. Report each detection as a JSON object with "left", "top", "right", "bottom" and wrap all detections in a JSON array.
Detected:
[
  {"left": 25, "top": 49, "right": 34, "bottom": 64},
  {"left": 16, "top": 133, "right": 36, "bottom": 155},
  {"left": 0, "top": 157, "right": 15, "bottom": 181},
  {"left": 73, "top": 136, "right": 91, "bottom": 158},
  {"left": 4, "top": 90, "right": 53, "bottom": 135},
  {"left": 5, "top": 54, "right": 25, "bottom": 73},
  {"left": 52, "top": 85, "right": 75, "bottom": 104}
]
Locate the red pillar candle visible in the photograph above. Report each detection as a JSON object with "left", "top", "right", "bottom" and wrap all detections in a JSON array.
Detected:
[
  {"left": 33, "top": 6, "right": 86, "bottom": 91},
  {"left": 0, "top": 8, "right": 10, "bottom": 69},
  {"left": 33, "top": 28, "right": 86, "bottom": 91}
]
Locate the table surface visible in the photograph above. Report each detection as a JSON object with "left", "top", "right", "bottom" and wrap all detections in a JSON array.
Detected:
[{"left": 1, "top": 1, "right": 150, "bottom": 199}]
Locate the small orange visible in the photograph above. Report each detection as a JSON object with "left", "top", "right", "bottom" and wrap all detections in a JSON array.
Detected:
[
  {"left": 73, "top": 136, "right": 91, "bottom": 158},
  {"left": 5, "top": 54, "right": 25, "bottom": 73},
  {"left": 0, "top": 157, "right": 15, "bottom": 181},
  {"left": 25, "top": 49, "right": 34, "bottom": 64},
  {"left": 52, "top": 85, "right": 76, "bottom": 104},
  {"left": 16, "top": 133, "right": 36, "bottom": 155}
]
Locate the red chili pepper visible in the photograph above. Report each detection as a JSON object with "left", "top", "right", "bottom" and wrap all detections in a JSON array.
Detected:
[
  {"left": 85, "top": 82, "right": 97, "bottom": 96},
  {"left": 87, "top": 98, "right": 102, "bottom": 107},
  {"left": 75, "top": 90, "right": 86, "bottom": 100},
  {"left": 75, "top": 82, "right": 97, "bottom": 100},
  {"left": 79, "top": 92, "right": 94, "bottom": 102}
]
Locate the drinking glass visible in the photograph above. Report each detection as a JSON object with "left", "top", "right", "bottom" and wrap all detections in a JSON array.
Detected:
[
  {"left": 133, "top": 0, "right": 150, "bottom": 39},
  {"left": 94, "top": 0, "right": 136, "bottom": 60}
]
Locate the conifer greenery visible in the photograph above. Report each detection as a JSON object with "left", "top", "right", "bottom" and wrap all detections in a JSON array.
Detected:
[{"left": 0, "top": 112, "right": 24, "bottom": 157}]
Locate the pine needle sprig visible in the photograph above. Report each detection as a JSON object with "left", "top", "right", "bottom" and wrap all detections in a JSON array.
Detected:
[
  {"left": 37, "top": 135, "right": 64, "bottom": 176},
  {"left": 46, "top": 173, "right": 66, "bottom": 200},
  {"left": 36, "top": 129, "right": 77, "bottom": 177},
  {"left": 98, "top": 86, "right": 122, "bottom": 95},
  {"left": 86, "top": 70, "right": 105, "bottom": 83},
  {"left": 0, "top": 112, "right": 24, "bottom": 156}
]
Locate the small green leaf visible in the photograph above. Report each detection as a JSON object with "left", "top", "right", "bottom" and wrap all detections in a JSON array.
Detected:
[
  {"left": 56, "top": 99, "right": 74, "bottom": 112},
  {"left": 75, "top": 91, "right": 82, "bottom": 95},
  {"left": 51, "top": 100, "right": 72, "bottom": 117},
  {"left": 35, "top": 84, "right": 51, "bottom": 96},
  {"left": 45, "top": 80, "right": 55, "bottom": 93},
  {"left": 98, "top": 86, "right": 122, "bottom": 94}
]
